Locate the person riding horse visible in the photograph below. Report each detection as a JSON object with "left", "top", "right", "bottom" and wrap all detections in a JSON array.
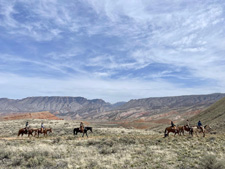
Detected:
[
  {"left": 186, "top": 119, "right": 190, "bottom": 128},
  {"left": 197, "top": 120, "right": 202, "bottom": 129},
  {"left": 25, "top": 121, "right": 29, "bottom": 133},
  {"left": 41, "top": 122, "right": 45, "bottom": 133},
  {"left": 171, "top": 121, "right": 175, "bottom": 128},
  {"left": 80, "top": 122, "right": 84, "bottom": 132}
]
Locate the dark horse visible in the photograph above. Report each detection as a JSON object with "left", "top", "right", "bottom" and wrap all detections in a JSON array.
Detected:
[
  {"left": 18, "top": 128, "right": 34, "bottom": 137},
  {"left": 164, "top": 126, "right": 180, "bottom": 137},
  {"left": 85, "top": 127, "right": 93, "bottom": 132},
  {"left": 73, "top": 127, "right": 90, "bottom": 137}
]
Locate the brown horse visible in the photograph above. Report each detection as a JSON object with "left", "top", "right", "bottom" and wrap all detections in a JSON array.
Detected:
[
  {"left": 190, "top": 126, "right": 205, "bottom": 137},
  {"left": 164, "top": 126, "right": 180, "bottom": 137},
  {"left": 18, "top": 128, "right": 34, "bottom": 137},
  {"left": 177, "top": 126, "right": 185, "bottom": 136},
  {"left": 31, "top": 128, "right": 39, "bottom": 137},
  {"left": 38, "top": 128, "right": 52, "bottom": 137},
  {"left": 184, "top": 125, "right": 192, "bottom": 135}
]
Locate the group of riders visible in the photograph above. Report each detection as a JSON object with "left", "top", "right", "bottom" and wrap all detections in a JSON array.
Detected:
[
  {"left": 164, "top": 119, "right": 207, "bottom": 137},
  {"left": 23, "top": 121, "right": 85, "bottom": 135},
  {"left": 171, "top": 119, "right": 203, "bottom": 129},
  {"left": 24, "top": 121, "right": 45, "bottom": 134}
]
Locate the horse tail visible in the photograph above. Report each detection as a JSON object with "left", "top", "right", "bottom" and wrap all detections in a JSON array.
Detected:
[
  {"left": 73, "top": 128, "right": 76, "bottom": 135},
  {"left": 18, "top": 130, "right": 20, "bottom": 136},
  {"left": 164, "top": 128, "right": 168, "bottom": 137}
]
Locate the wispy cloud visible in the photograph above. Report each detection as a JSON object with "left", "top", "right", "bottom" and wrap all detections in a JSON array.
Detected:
[{"left": 0, "top": 0, "right": 225, "bottom": 102}]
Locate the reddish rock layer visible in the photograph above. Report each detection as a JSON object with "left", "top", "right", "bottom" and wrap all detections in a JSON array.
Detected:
[{"left": 0, "top": 111, "right": 63, "bottom": 121}]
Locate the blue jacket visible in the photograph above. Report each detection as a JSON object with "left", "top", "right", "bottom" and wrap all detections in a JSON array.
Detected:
[{"left": 198, "top": 121, "right": 202, "bottom": 126}]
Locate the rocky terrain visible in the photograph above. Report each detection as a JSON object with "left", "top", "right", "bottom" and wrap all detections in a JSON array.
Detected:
[
  {"left": 0, "top": 93, "right": 225, "bottom": 122},
  {"left": 93, "top": 93, "right": 225, "bottom": 121},
  {"left": 0, "top": 97, "right": 112, "bottom": 119}
]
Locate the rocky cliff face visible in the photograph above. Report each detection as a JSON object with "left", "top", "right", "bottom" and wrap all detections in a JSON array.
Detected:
[
  {"left": 0, "top": 94, "right": 225, "bottom": 121},
  {"left": 0, "top": 96, "right": 111, "bottom": 119},
  {"left": 92, "top": 93, "right": 225, "bottom": 121}
]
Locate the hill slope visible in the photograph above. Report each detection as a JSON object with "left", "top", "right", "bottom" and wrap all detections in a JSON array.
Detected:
[
  {"left": 189, "top": 96, "right": 225, "bottom": 131},
  {"left": 94, "top": 93, "right": 225, "bottom": 121}
]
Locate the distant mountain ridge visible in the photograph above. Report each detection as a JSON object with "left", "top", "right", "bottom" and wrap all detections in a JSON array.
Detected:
[
  {"left": 0, "top": 93, "right": 225, "bottom": 121},
  {"left": 0, "top": 97, "right": 112, "bottom": 119},
  {"left": 92, "top": 93, "right": 225, "bottom": 121}
]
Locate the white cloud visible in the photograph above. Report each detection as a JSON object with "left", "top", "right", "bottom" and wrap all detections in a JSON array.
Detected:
[
  {"left": 1, "top": 0, "right": 225, "bottom": 101},
  {"left": 0, "top": 72, "right": 223, "bottom": 103}
]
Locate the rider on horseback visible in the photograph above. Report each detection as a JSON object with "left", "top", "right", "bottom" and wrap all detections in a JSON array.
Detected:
[
  {"left": 186, "top": 119, "right": 190, "bottom": 128},
  {"left": 25, "top": 121, "right": 29, "bottom": 133},
  {"left": 197, "top": 120, "right": 202, "bottom": 129},
  {"left": 41, "top": 122, "right": 44, "bottom": 133},
  {"left": 171, "top": 121, "right": 175, "bottom": 127},
  {"left": 80, "top": 122, "right": 84, "bottom": 132}
]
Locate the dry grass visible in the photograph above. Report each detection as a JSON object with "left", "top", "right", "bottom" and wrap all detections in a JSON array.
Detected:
[{"left": 0, "top": 119, "right": 225, "bottom": 168}]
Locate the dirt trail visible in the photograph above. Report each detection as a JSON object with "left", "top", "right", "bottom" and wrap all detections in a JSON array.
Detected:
[{"left": 0, "top": 137, "right": 29, "bottom": 140}]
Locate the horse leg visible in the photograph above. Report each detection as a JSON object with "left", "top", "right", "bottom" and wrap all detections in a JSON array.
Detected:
[
  {"left": 86, "top": 131, "right": 88, "bottom": 138},
  {"left": 82, "top": 132, "right": 84, "bottom": 137}
]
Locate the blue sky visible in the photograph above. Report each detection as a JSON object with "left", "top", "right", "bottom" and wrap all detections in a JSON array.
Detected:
[{"left": 0, "top": 0, "right": 225, "bottom": 103}]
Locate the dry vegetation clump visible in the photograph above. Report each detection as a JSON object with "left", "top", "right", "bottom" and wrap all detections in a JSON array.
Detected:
[{"left": 0, "top": 119, "right": 225, "bottom": 168}]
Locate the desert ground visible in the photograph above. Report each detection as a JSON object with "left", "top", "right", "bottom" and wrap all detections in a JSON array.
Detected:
[{"left": 0, "top": 119, "right": 224, "bottom": 169}]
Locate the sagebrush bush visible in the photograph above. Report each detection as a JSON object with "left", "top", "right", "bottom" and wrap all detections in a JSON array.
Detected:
[
  {"left": 11, "top": 157, "right": 24, "bottom": 166},
  {"left": 0, "top": 149, "right": 11, "bottom": 160},
  {"left": 200, "top": 154, "right": 225, "bottom": 169}
]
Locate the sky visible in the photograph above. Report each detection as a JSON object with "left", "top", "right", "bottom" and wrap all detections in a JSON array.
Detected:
[{"left": 0, "top": 0, "right": 225, "bottom": 103}]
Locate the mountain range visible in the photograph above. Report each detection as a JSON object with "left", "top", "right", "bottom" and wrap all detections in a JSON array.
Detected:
[{"left": 0, "top": 93, "right": 225, "bottom": 122}]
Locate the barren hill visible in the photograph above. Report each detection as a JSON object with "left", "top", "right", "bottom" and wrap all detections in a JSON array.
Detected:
[
  {"left": 94, "top": 93, "right": 225, "bottom": 121},
  {"left": 188, "top": 96, "right": 225, "bottom": 131},
  {"left": 0, "top": 111, "right": 62, "bottom": 121}
]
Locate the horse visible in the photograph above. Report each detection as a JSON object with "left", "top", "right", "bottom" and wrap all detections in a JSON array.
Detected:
[
  {"left": 18, "top": 128, "right": 34, "bottom": 137},
  {"left": 164, "top": 126, "right": 180, "bottom": 137},
  {"left": 38, "top": 128, "right": 52, "bottom": 137},
  {"left": 177, "top": 126, "right": 185, "bottom": 136},
  {"left": 190, "top": 126, "right": 205, "bottom": 137},
  {"left": 30, "top": 128, "right": 39, "bottom": 137},
  {"left": 73, "top": 127, "right": 88, "bottom": 137},
  {"left": 184, "top": 125, "right": 192, "bottom": 135},
  {"left": 85, "top": 127, "right": 93, "bottom": 132}
]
